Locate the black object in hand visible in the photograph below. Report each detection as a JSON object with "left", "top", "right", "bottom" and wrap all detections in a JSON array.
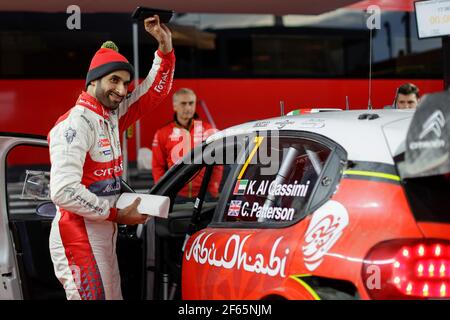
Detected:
[{"left": 131, "top": 7, "right": 174, "bottom": 23}]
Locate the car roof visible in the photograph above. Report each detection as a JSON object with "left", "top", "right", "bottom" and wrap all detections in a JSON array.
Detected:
[{"left": 207, "top": 109, "right": 415, "bottom": 165}]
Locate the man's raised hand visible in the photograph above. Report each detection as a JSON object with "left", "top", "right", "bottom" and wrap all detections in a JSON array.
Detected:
[{"left": 144, "top": 15, "right": 173, "bottom": 54}]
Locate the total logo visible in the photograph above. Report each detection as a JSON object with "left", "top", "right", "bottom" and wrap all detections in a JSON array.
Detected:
[
  {"left": 94, "top": 163, "right": 123, "bottom": 177},
  {"left": 154, "top": 70, "right": 170, "bottom": 93}
]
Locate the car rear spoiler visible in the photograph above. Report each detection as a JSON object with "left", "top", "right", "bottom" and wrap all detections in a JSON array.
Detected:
[{"left": 402, "top": 90, "right": 450, "bottom": 178}]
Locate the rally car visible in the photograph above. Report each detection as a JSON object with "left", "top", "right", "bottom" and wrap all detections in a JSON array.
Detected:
[
  {"left": 1, "top": 99, "right": 449, "bottom": 300},
  {"left": 150, "top": 101, "right": 450, "bottom": 300}
]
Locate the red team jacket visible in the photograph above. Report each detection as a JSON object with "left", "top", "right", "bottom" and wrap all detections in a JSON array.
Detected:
[{"left": 151, "top": 119, "right": 223, "bottom": 198}]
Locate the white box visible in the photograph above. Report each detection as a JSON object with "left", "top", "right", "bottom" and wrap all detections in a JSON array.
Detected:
[{"left": 116, "top": 193, "right": 170, "bottom": 219}]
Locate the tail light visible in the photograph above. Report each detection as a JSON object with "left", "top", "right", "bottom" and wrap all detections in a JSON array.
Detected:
[{"left": 362, "top": 239, "right": 450, "bottom": 299}]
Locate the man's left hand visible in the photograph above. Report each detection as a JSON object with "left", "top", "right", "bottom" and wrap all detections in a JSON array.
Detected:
[{"left": 144, "top": 15, "right": 173, "bottom": 54}]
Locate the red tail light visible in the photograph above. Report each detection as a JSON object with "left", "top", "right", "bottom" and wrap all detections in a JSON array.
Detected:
[{"left": 362, "top": 239, "right": 450, "bottom": 299}]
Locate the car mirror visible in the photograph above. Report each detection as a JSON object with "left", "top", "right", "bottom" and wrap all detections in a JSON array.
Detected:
[
  {"left": 21, "top": 170, "right": 51, "bottom": 200},
  {"left": 36, "top": 201, "right": 57, "bottom": 218}
]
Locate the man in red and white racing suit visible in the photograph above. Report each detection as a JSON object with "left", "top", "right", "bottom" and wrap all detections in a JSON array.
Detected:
[{"left": 48, "top": 16, "right": 174, "bottom": 300}]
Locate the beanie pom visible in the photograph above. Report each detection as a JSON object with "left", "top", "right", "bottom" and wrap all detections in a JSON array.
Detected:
[
  {"left": 101, "top": 41, "right": 119, "bottom": 52},
  {"left": 86, "top": 41, "right": 133, "bottom": 89}
]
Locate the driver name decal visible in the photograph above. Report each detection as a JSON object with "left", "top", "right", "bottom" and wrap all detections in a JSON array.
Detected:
[
  {"left": 302, "top": 200, "right": 349, "bottom": 271},
  {"left": 185, "top": 232, "right": 289, "bottom": 277},
  {"left": 227, "top": 201, "right": 295, "bottom": 221},
  {"left": 241, "top": 202, "right": 295, "bottom": 221},
  {"left": 234, "top": 179, "right": 311, "bottom": 197}
]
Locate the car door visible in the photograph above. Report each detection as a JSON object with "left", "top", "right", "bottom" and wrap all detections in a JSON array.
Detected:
[
  {"left": 147, "top": 134, "right": 245, "bottom": 299},
  {"left": 0, "top": 134, "right": 55, "bottom": 299},
  {"left": 0, "top": 133, "right": 145, "bottom": 300}
]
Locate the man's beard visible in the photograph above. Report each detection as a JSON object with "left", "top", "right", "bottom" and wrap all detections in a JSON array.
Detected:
[{"left": 95, "top": 85, "right": 123, "bottom": 109}]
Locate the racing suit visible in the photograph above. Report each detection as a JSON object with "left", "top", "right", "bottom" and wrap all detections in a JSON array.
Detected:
[
  {"left": 48, "top": 49, "right": 175, "bottom": 300},
  {"left": 151, "top": 119, "right": 222, "bottom": 198}
]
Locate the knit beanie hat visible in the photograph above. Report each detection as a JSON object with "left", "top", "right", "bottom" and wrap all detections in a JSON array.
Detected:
[{"left": 85, "top": 41, "right": 134, "bottom": 89}]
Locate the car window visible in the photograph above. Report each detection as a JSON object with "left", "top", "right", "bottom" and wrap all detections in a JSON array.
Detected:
[
  {"left": 156, "top": 137, "right": 245, "bottom": 208},
  {"left": 172, "top": 165, "right": 228, "bottom": 205},
  {"left": 218, "top": 135, "right": 332, "bottom": 224},
  {"left": 6, "top": 144, "right": 51, "bottom": 216}
]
